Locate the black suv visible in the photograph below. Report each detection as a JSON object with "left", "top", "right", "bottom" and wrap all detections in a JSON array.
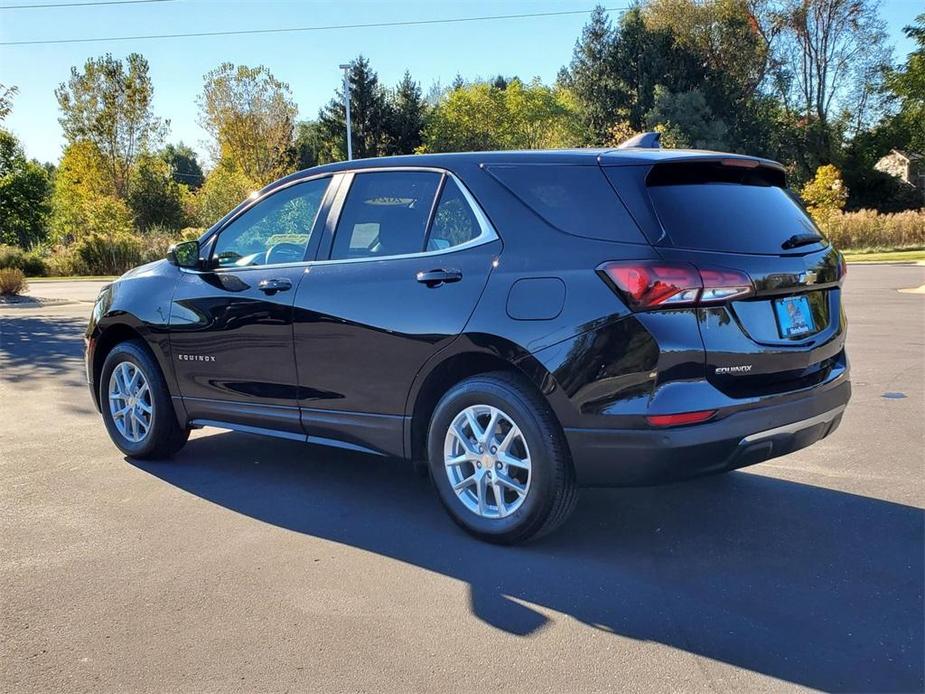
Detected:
[{"left": 86, "top": 141, "right": 850, "bottom": 544}]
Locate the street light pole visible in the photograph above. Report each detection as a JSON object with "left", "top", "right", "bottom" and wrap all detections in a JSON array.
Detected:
[{"left": 338, "top": 63, "right": 353, "bottom": 161}]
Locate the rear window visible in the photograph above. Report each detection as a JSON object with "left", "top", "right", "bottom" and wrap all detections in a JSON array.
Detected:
[
  {"left": 484, "top": 164, "right": 646, "bottom": 244},
  {"left": 644, "top": 162, "right": 824, "bottom": 255}
]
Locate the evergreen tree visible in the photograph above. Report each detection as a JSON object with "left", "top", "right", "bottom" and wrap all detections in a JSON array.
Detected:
[
  {"left": 317, "top": 56, "right": 390, "bottom": 161},
  {"left": 558, "top": 5, "right": 623, "bottom": 144},
  {"left": 386, "top": 72, "right": 427, "bottom": 155}
]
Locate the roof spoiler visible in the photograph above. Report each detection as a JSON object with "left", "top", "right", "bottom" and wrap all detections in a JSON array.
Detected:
[{"left": 616, "top": 131, "right": 661, "bottom": 149}]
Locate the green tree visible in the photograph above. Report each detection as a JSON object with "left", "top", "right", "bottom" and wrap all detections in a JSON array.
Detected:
[
  {"left": 195, "top": 163, "right": 258, "bottom": 228},
  {"left": 386, "top": 71, "right": 428, "bottom": 155},
  {"left": 557, "top": 5, "right": 623, "bottom": 144},
  {"left": 420, "top": 82, "right": 507, "bottom": 152},
  {"left": 886, "top": 13, "right": 925, "bottom": 153},
  {"left": 609, "top": 7, "right": 701, "bottom": 131},
  {"left": 0, "top": 84, "right": 18, "bottom": 123},
  {"left": 55, "top": 53, "right": 166, "bottom": 197},
  {"left": 294, "top": 120, "right": 325, "bottom": 170},
  {"left": 0, "top": 129, "right": 52, "bottom": 248},
  {"left": 646, "top": 86, "right": 729, "bottom": 150},
  {"left": 198, "top": 63, "right": 297, "bottom": 185},
  {"left": 317, "top": 56, "right": 391, "bottom": 161},
  {"left": 641, "top": 0, "right": 783, "bottom": 154},
  {"left": 420, "top": 79, "right": 581, "bottom": 152},
  {"left": 644, "top": 0, "right": 775, "bottom": 100},
  {"left": 771, "top": 0, "right": 891, "bottom": 170},
  {"left": 503, "top": 79, "right": 582, "bottom": 149},
  {"left": 128, "top": 154, "right": 187, "bottom": 232},
  {"left": 50, "top": 140, "right": 114, "bottom": 243},
  {"left": 160, "top": 142, "right": 204, "bottom": 189}
]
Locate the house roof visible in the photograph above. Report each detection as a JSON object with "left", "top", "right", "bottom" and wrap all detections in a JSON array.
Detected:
[{"left": 888, "top": 149, "right": 923, "bottom": 162}]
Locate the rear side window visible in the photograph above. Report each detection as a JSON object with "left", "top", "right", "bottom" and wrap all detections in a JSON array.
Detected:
[
  {"left": 426, "top": 178, "right": 481, "bottom": 251},
  {"left": 484, "top": 164, "right": 646, "bottom": 243},
  {"left": 331, "top": 171, "right": 440, "bottom": 260},
  {"left": 643, "top": 162, "right": 824, "bottom": 255}
]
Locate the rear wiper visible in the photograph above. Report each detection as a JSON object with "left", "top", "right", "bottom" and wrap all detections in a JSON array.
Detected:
[{"left": 782, "top": 232, "right": 823, "bottom": 250}]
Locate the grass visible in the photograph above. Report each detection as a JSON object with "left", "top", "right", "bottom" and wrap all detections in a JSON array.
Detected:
[{"left": 842, "top": 248, "right": 925, "bottom": 263}]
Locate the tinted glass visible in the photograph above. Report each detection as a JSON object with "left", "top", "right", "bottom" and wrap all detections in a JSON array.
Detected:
[
  {"left": 331, "top": 171, "right": 441, "bottom": 260},
  {"left": 648, "top": 184, "right": 822, "bottom": 254},
  {"left": 426, "top": 178, "right": 481, "bottom": 251},
  {"left": 212, "top": 178, "right": 330, "bottom": 268},
  {"left": 645, "top": 162, "right": 823, "bottom": 254},
  {"left": 484, "top": 164, "right": 646, "bottom": 243}
]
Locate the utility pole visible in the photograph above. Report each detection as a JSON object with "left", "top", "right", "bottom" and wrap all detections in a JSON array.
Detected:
[{"left": 339, "top": 63, "right": 353, "bottom": 161}]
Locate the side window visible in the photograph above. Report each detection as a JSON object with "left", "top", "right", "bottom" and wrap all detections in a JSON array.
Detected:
[
  {"left": 330, "top": 171, "right": 441, "bottom": 260},
  {"left": 212, "top": 177, "right": 330, "bottom": 268},
  {"left": 488, "top": 164, "right": 647, "bottom": 244},
  {"left": 425, "top": 178, "right": 481, "bottom": 251}
]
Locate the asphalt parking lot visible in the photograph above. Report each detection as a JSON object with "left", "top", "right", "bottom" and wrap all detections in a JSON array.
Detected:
[{"left": 1, "top": 264, "right": 923, "bottom": 693}]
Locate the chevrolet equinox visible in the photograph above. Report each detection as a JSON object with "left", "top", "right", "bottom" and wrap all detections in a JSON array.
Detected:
[{"left": 86, "top": 138, "right": 851, "bottom": 544}]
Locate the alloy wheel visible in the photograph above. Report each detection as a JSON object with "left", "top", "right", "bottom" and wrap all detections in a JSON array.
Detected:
[
  {"left": 108, "top": 361, "right": 153, "bottom": 443},
  {"left": 443, "top": 404, "right": 532, "bottom": 519}
]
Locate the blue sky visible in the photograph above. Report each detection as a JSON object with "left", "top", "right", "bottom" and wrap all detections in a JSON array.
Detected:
[{"left": 0, "top": 0, "right": 921, "bottom": 165}]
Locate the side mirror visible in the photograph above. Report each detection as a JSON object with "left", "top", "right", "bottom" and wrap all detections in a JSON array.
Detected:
[{"left": 167, "top": 240, "right": 201, "bottom": 269}]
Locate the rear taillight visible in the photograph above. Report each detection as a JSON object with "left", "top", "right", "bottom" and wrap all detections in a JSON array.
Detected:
[{"left": 598, "top": 261, "right": 754, "bottom": 310}]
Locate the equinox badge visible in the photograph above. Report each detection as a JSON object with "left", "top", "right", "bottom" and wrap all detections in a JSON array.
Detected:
[{"left": 715, "top": 365, "right": 753, "bottom": 375}]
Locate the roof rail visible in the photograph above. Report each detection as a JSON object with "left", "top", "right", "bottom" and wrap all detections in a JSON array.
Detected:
[{"left": 616, "top": 131, "right": 661, "bottom": 149}]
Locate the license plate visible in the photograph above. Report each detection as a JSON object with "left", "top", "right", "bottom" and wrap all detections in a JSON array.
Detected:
[{"left": 774, "top": 295, "right": 815, "bottom": 338}]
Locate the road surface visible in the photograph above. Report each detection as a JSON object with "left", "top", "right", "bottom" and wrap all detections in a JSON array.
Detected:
[{"left": 1, "top": 265, "right": 923, "bottom": 693}]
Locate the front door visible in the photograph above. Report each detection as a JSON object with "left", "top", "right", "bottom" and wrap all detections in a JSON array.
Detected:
[
  {"left": 170, "top": 175, "right": 334, "bottom": 435},
  {"left": 292, "top": 170, "right": 500, "bottom": 455}
]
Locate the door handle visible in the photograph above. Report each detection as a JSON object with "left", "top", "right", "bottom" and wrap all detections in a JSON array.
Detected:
[
  {"left": 416, "top": 268, "right": 462, "bottom": 288},
  {"left": 257, "top": 277, "right": 293, "bottom": 295}
]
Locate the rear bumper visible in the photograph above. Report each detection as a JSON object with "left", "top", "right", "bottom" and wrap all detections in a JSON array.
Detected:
[{"left": 565, "top": 378, "right": 851, "bottom": 486}]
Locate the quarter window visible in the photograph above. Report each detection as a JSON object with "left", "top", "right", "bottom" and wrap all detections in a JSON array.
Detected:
[
  {"left": 212, "top": 177, "right": 330, "bottom": 268},
  {"left": 426, "top": 178, "right": 481, "bottom": 251},
  {"left": 331, "top": 171, "right": 441, "bottom": 260}
]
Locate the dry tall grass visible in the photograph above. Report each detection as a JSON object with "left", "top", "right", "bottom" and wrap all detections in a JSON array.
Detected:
[{"left": 820, "top": 209, "right": 925, "bottom": 251}]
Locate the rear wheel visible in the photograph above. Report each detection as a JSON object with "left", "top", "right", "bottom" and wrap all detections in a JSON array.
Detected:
[
  {"left": 427, "top": 372, "right": 578, "bottom": 544},
  {"left": 99, "top": 340, "right": 189, "bottom": 459}
]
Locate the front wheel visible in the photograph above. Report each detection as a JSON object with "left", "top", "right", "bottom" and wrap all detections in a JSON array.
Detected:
[
  {"left": 427, "top": 372, "right": 578, "bottom": 544},
  {"left": 99, "top": 340, "right": 189, "bottom": 459}
]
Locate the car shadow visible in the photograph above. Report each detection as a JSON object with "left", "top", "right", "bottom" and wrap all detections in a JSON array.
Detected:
[
  {"left": 0, "top": 313, "right": 87, "bottom": 385},
  {"left": 130, "top": 431, "right": 924, "bottom": 692}
]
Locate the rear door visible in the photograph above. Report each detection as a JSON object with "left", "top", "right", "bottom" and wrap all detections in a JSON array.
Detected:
[
  {"left": 292, "top": 169, "right": 501, "bottom": 456},
  {"left": 605, "top": 160, "right": 846, "bottom": 399}
]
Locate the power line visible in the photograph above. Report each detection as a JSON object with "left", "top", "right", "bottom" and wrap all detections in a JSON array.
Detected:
[
  {"left": 0, "top": 6, "right": 626, "bottom": 47},
  {"left": 0, "top": 0, "right": 174, "bottom": 10}
]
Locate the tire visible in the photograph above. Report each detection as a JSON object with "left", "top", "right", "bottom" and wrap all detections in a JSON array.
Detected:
[
  {"left": 99, "top": 339, "right": 189, "bottom": 459},
  {"left": 427, "top": 371, "right": 578, "bottom": 544}
]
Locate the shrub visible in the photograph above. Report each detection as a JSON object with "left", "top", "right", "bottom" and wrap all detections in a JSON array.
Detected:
[
  {"left": 44, "top": 245, "right": 86, "bottom": 277},
  {"left": 820, "top": 209, "right": 925, "bottom": 251},
  {"left": 21, "top": 252, "right": 47, "bottom": 276},
  {"left": 0, "top": 244, "right": 46, "bottom": 276},
  {"left": 0, "top": 243, "right": 24, "bottom": 269},
  {"left": 74, "top": 232, "right": 143, "bottom": 275},
  {"left": 139, "top": 225, "right": 178, "bottom": 264},
  {"left": 0, "top": 267, "right": 27, "bottom": 295},
  {"left": 179, "top": 227, "right": 204, "bottom": 241}
]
